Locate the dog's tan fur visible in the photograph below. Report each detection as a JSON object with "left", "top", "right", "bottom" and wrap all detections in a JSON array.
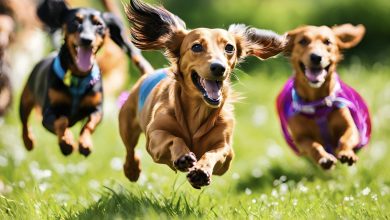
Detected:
[
  {"left": 119, "top": 0, "right": 286, "bottom": 188},
  {"left": 285, "top": 24, "right": 365, "bottom": 169}
]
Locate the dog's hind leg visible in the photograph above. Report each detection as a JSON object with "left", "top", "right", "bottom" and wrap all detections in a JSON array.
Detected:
[
  {"left": 19, "top": 86, "right": 36, "bottom": 151},
  {"left": 119, "top": 100, "right": 142, "bottom": 182}
]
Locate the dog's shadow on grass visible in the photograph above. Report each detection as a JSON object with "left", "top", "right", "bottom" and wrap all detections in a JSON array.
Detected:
[
  {"left": 69, "top": 186, "right": 203, "bottom": 219},
  {"left": 235, "top": 161, "right": 332, "bottom": 193}
]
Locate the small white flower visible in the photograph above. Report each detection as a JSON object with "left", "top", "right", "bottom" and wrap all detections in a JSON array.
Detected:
[
  {"left": 252, "top": 199, "right": 257, "bottom": 204},
  {"left": 245, "top": 188, "right": 252, "bottom": 195},
  {"left": 266, "top": 142, "right": 284, "bottom": 159},
  {"left": 279, "top": 175, "right": 287, "bottom": 182},
  {"left": 273, "top": 179, "right": 281, "bottom": 186},
  {"left": 88, "top": 180, "right": 100, "bottom": 190},
  {"left": 54, "top": 193, "right": 70, "bottom": 203},
  {"left": 110, "top": 157, "right": 123, "bottom": 171},
  {"left": 371, "top": 194, "right": 378, "bottom": 201},
  {"left": 380, "top": 185, "right": 389, "bottom": 196},
  {"left": 232, "top": 172, "right": 240, "bottom": 180},
  {"left": 91, "top": 193, "right": 101, "bottom": 202},
  {"left": 252, "top": 105, "right": 268, "bottom": 127},
  {"left": 344, "top": 196, "right": 354, "bottom": 202},
  {"left": 279, "top": 183, "right": 288, "bottom": 194},
  {"left": 292, "top": 198, "right": 298, "bottom": 206},
  {"left": 251, "top": 168, "right": 263, "bottom": 178},
  {"left": 18, "top": 181, "right": 25, "bottom": 188},
  {"left": 0, "top": 155, "right": 8, "bottom": 167},
  {"left": 29, "top": 161, "right": 52, "bottom": 181},
  {"left": 271, "top": 189, "right": 279, "bottom": 198},
  {"left": 38, "top": 182, "right": 50, "bottom": 192},
  {"left": 260, "top": 194, "right": 268, "bottom": 201},
  {"left": 298, "top": 183, "right": 308, "bottom": 193},
  {"left": 361, "top": 187, "right": 371, "bottom": 196}
]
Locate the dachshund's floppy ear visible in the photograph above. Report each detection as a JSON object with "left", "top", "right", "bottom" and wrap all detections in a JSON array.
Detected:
[
  {"left": 102, "top": 12, "right": 133, "bottom": 55},
  {"left": 282, "top": 26, "right": 307, "bottom": 56},
  {"left": 332, "top": 24, "right": 365, "bottom": 49},
  {"left": 103, "top": 12, "right": 154, "bottom": 74},
  {"left": 228, "top": 24, "right": 287, "bottom": 61},
  {"left": 125, "top": 0, "right": 187, "bottom": 59},
  {"left": 37, "top": 0, "right": 69, "bottom": 29}
]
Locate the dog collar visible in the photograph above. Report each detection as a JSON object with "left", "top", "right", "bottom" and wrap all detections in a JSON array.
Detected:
[
  {"left": 52, "top": 55, "right": 100, "bottom": 96},
  {"left": 291, "top": 78, "right": 347, "bottom": 115}
]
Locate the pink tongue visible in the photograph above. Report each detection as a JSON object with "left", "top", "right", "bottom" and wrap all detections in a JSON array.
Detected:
[
  {"left": 76, "top": 47, "right": 93, "bottom": 72},
  {"left": 203, "top": 79, "right": 220, "bottom": 100},
  {"left": 305, "top": 68, "right": 327, "bottom": 82}
]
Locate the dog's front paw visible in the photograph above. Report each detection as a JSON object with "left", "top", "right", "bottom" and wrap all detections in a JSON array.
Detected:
[
  {"left": 318, "top": 154, "right": 337, "bottom": 170},
  {"left": 59, "top": 130, "right": 75, "bottom": 156},
  {"left": 187, "top": 167, "right": 211, "bottom": 189},
  {"left": 174, "top": 152, "right": 197, "bottom": 172},
  {"left": 124, "top": 157, "right": 141, "bottom": 182},
  {"left": 337, "top": 149, "right": 358, "bottom": 166},
  {"left": 79, "top": 134, "right": 93, "bottom": 157}
]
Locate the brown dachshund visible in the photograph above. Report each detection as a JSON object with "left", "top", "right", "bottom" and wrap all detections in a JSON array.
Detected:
[
  {"left": 119, "top": 0, "right": 286, "bottom": 189},
  {"left": 277, "top": 24, "right": 371, "bottom": 169}
]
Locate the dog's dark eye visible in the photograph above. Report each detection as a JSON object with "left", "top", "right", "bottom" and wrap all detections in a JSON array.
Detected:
[
  {"left": 191, "top": 44, "right": 203, "bottom": 53},
  {"left": 225, "top": 44, "right": 235, "bottom": 54},
  {"left": 323, "top": 39, "right": 332, "bottom": 45},
  {"left": 92, "top": 20, "right": 102, "bottom": 26},
  {"left": 74, "top": 17, "right": 83, "bottom": 24},
  {"left": 299, "top": 38, "right": 309, "bottom": 46}
]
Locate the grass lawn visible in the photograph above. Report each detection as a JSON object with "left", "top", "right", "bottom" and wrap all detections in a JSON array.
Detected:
[{"left": 1, "top": 62, "right": 389, "bottom": 219}]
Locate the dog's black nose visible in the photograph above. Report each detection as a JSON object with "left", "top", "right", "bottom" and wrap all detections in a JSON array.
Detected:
[
  {"left": 210, "top": 62, "right": 226, "bottom": 77},
  {"left": 80, "top": 37, "right": 93, "bottom": 46},
  {"left": 310, "top": 53, "right": 322, "bottom": 65}
]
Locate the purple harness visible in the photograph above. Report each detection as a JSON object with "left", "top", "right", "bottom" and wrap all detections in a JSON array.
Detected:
[{"left": 276, "top": 75, "right": 371, "bottom": 155}]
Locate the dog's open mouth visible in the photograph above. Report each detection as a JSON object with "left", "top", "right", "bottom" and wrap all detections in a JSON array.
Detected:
[
  {"left": 299, "top": 62, "right": 330, "bottom": 86},
  {"left": 191, "top": 71, "right": 223, "bottom": 106},
  {"left": 75, "top": 45, "right": 95, "bottom": 72}
]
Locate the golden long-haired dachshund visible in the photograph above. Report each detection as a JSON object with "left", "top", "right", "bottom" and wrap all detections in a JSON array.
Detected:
[
  {"left": 277, "top": 24, "right": 371, "bottom": 169},
  {"left": 119, "top": 0, "right": 286, "bottom": 189}
]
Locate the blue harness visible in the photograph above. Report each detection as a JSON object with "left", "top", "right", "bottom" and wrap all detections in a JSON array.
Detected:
[
  {"left": 52, "top": 56, "right": 101, "bottom": 113},
  {"left": 138, "top": 69, "right": 168, "bottom": 111}
]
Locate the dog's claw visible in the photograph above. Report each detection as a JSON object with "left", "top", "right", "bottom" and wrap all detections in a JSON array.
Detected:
[
  {"left": 337, "top": 150, "right": 358, "bottom": 166},
  {"left": 174, "top": 152, "right": 197, "bottom": 172},
  {"left": 318, "top": 155, "right": 337, "bottom": 170},
  {"left": 187, "top": 168, "right": 211, "bottom": 189}
]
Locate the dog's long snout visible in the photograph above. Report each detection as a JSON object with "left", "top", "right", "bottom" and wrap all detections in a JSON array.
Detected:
[
  {"left": 210, "top": 62, "right": 226, "bottom": 77},
  {"left": 310, "top": 53, "right": 322, "bottom": 65},
  {"left": 80, "top": 32, "right": 94, "bottom": 46}
]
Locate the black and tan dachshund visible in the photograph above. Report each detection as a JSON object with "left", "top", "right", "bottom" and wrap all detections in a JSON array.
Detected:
[{"left": 19, "top": 0, "right": 148, "bottom": 156}]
